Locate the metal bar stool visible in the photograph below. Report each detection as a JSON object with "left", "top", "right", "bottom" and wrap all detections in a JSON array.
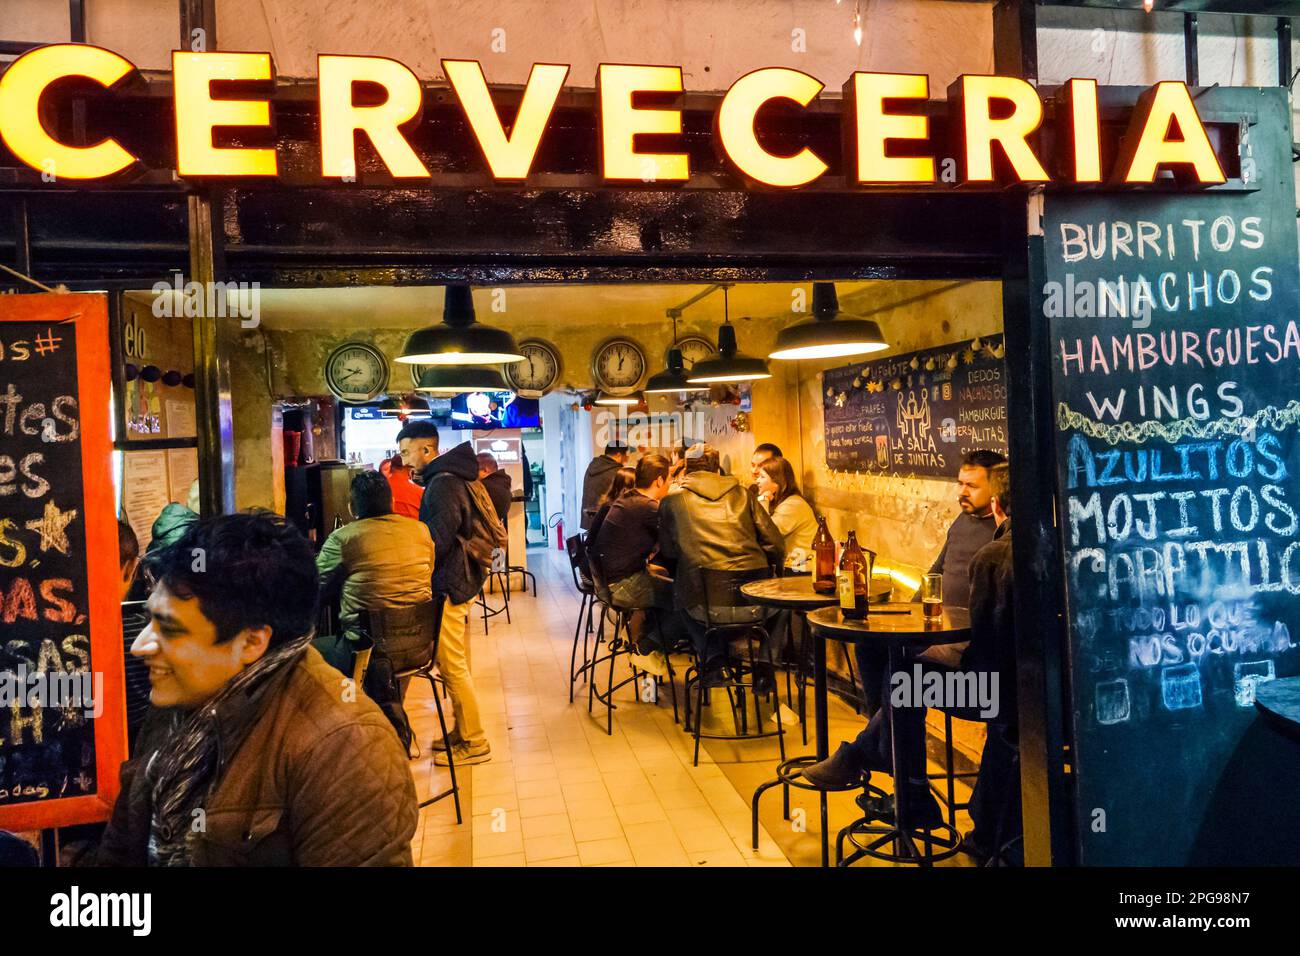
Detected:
[
  {"left": 565, "top": 534, "right": 599, "bottom": 702},
  {"left": 358, "top": 602, "right": 462, "bottom": 824}
]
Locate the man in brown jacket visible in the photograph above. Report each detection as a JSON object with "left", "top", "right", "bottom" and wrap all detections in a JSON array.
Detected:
[{"left": 98, "top": 512, "right": 417, "bottom": 866}]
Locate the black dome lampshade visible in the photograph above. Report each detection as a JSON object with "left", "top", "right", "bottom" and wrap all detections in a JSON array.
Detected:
[
  {"left": 645, "top": 348, "right": 710, "bottom": 394},
  {"left": 414, "top": 365, "right": 510, "bottom": 393},
  {"left": 396, "top": 285, "right": 525, "bottom": 366},
  {"left": 687, "top": 322, "right": 771, "bottom": 383},
  {"left": 768, "top": 282, "right": 889, "bottom": 361}
]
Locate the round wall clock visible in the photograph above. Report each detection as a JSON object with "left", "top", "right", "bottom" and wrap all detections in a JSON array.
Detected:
[
  {"left": 408, "top": 362, "right": 434, "bottom": 388},
  {"left": 505, "top": 339, "right": 562, "bottom": 396},
  {"left": 325, "top": 341, "right": 389, "bottom": 403},
  {"left": 671, "top": 334, "right": 716, "bottom": 370},
  {"left": 592, "top": 337, "right": 646, "bottom": 393}
]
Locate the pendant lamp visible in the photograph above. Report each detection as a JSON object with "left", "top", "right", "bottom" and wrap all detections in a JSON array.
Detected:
[
  {"left": 414, "top": 366, "right": 510, "bottom": 393},
  {"left": 377, "top": 394, "right": 430, "bottom": 417},
  {"left": 594, "top": 390, "right": 644, "bottom": 406},
  {"left": 396, "top": 285, "right": 524, "bottom": 366},
  {"left": 645, "top": 310, "right": 710, "bottom": 394},
  {"left": 687, "top": 288, "right": 771, "bottom": 384},
  {"left": 768, "top": 282, "right": 888, "bottom": 361}
]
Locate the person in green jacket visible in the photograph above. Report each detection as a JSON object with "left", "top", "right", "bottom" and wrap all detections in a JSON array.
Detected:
[{"left": 314, "top": 471, "right": 435, "bottom": 673}]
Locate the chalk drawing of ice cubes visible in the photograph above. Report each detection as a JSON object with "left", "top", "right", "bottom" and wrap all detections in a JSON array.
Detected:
[
  {"left": 1233, "top": 660, "right": 1276, "bottom": 708},
  {"left": 1095, "top": 678, "right": 1131, "bottom": 725},
  {"left": 1161, "top": 663, "right": 1203, "bottom": 711}
]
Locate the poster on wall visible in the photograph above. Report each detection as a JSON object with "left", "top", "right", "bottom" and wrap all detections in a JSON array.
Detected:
[
  {"left": 822, "top": 336, "right": 1007, "bottom": 477},
  {"left": 0, "top": 293, "right": 126, "bottom": 831}
]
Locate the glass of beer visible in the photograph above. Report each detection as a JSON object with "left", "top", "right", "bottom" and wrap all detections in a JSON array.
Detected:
[{"left": 922, "top": 573, "right": 943, "bottom": 620}]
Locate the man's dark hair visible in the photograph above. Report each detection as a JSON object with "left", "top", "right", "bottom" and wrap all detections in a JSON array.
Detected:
[
  {"left": 476, "top": 451, "right": 499, "bottom": 474},
  {"left": 351, "top": 470, "right": 393, "bottom": 519},
  {"left": 754, "top": 442, "right": 782, "bottom": 459},
  {"left": 685, "top": 444, "right": 721, "bottom": 474},
  {"left": 962, "top": 449, "right": 1008, "bottom": 471},
  {"left": 396, "top": 419, "right": 440, "bottom": 449},
  {"left": 989, "top": 462, "right": 1011, "bottom": 516},
  {"left": 604, "top": 442, "right": 629, "bottom": 457},
  {"left": 145, "top": 511, "right": 319, "bottom": 649},
  {"left": 118, "top": 519, "right": 139, "bottom": 570},
  {"left": 635, "top": 453, "right": 671, "bottom": 488}
]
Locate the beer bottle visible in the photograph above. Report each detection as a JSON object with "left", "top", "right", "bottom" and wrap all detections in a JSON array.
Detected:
[
  {"left": 837, "top": 531, "right": 869, "bottom": 619},
  {"left": 812, "top": 516, "right": 837, "bottom": 593}
]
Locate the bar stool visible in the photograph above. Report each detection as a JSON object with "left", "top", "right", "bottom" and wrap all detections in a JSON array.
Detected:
[
  {"left": 358, "top": 602, "right": 462, "bottom": 824},
  {"left": 682, "top": 566, "right": 785, "bottom": 768},
  {"left": 565, "top": 534, "right": 599, "bottom": 702}
]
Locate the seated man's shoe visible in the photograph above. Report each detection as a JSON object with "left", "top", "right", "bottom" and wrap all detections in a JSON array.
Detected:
[
  {"left": 959, "top": 830, "right": 991, "bottom": 864},
  {"left": 855, "top": 788, "right": 895, "bottom": 825},
  {"left": 628, "top": 650, "right": 669, "bottom": 678},
  {"left": 801, "top": 742, "right": 866, "bottom": 789},
  {"left": 429, "top": 730, "right": 465, "bottom": 752},
  {"left": 436, "top": 740, "right": 491, "bottom": 767}
]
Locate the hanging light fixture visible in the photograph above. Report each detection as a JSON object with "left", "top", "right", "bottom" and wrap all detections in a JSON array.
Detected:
[
  {"left": 686, "top": 288, "right": 771, "bottom": 384},
  {"left": 594, "top": 390, "right": 644, "bottom": 406},
  {"left": 396, "top": 285, "right": 524, "bottom": 366},
  {"left": 414, "top": 365, "right": 510, "bottom": 393},
  {"left": 645, "top": 309, "right": 710, "bottom": 394},
  {"left": 768, "top": 282, "right": 889, "bottom": 361},
  {"left": 377, "top": 393, "right": 431, "bottom": 417}
]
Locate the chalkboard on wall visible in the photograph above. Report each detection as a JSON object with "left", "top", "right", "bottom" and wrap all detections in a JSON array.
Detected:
[
  {"left": 822, "top": 335, "right": 1007, "bottom": 477},
  {"left": 1045, "top": 90, "right": 1300, "bottom": 865},
  {"left": 0, "top": 294, "right": 125, "bottom": 831}
]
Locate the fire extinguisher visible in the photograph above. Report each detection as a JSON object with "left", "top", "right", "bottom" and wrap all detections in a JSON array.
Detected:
[{"left": 549, "top": 512, "right": 564, "bottom": 549}]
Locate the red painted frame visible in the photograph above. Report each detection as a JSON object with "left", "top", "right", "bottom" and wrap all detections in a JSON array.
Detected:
[{"left": 0, "top": 293, "right": 126, "bottom": 831}]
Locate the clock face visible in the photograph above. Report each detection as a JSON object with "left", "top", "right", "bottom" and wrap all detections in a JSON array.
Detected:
[
  {"left": 672, "top": 335, "right": 716, "bottom": 370},
  {"left": 409, "top": 363, "right": 433, "bottom": 388},
  {"left": 325, "top": 342, "right": 389, "bottom": 403},
  {"left": 592, "top": 338, "right": 646, "bottom": 393},
  {"left": 505, "top": 340, "right": 561, "bottom": 396}
]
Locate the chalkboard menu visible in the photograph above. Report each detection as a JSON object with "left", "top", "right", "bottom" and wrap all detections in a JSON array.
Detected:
[
  {"left": 822, "top": 336, "right": 1008, "bottom": 477},
  {"left": 0, "top": 294, "right": 125, "bottom": 831},
  {"left": 1045, "top": 91, "right": 1300, "bottom": 864}
]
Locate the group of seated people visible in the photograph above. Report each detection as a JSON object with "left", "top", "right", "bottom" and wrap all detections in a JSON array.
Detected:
[{"left": 582, "top": 442, "right": 1020, "bottom": 864}]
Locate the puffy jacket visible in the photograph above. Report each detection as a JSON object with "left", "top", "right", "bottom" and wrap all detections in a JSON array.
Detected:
[
  {"left": 658, "top": 471, "right": 785, "bottom": 618},
  {"left": 97, "top": 646, "right": 418, "bottom": 866},
  {"left": 417, "top": 442, "right": 487, "bottom": 605},
  {"left": 148, "top": 503, "right": 199, "bottom": 553},
  {"left": 580, "top": 455, "right": 622, "bottom": 530},
  {"left": 315, "top": 513, "right": 435, "bottom": 643}
]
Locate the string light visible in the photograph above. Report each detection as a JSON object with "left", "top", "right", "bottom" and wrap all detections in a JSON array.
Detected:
[
  {"left": 1143, "top": 0, "right": 1154, "bottom": 11},
  {"left": 853, "top": 1, "right": 863, "bottom": 46}
]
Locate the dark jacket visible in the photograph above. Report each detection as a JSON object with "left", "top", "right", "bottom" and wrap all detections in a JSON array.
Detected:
[
  {"left": 98, "top": 647, "right": 418, "bottom": 866},
  {"left": 591, "top": 491, "right": 659, "bottom": 583},
  {"left": 481, "top": 470, "right": 512, "bottom": 528},
  {"left": 927, "top": 511, "right": 998, "bottom": 609},
  {"left": 418, "top": 441, "right": 487, "bottom": 606},
  {"left": 964, "top": 520, "right": 1016, "bottom": 724},
  {"left": 581, "top": 455, "right": 623, "bottom": 530},
  {"left": 658, "top": 472, "right": 784, "bottom": 618}
]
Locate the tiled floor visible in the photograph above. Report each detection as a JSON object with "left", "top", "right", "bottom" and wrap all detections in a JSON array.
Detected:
[{"left": 405, "top": 549, "right": 977, "bottom": 868}]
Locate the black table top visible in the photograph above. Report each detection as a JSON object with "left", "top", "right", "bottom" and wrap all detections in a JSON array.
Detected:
[
  {"left": 806, "top": 603, "right": 971, "bottom": 647},
  {"left": 740, "top": 575, "right": 892, "bottom": 610},
  {"left": 1255, "top": 676, "right": 1300, "bottom": 738}
]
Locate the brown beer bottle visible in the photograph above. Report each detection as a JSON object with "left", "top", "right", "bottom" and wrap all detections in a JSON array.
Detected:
[
  {"left": 812, "top": 516, "right": 837, "bottom": 593},
  {"left": 837, "top": 530, "right": 869, "bottom": 619}
]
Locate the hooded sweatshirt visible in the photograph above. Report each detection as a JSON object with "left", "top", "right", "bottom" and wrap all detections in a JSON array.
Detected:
[
  {"left": 581, "top": 455, "right": 623, "bottom": 530},
  {"left": 417, "top": 441, "right": 486, "bottom": 605}
]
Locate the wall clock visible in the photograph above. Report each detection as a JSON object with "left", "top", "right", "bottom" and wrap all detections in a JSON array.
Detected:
[
  {"left": 324, "top": 341, "right": 389, "bottom": 403},
  {"left": 408, "top": 362, "right": 433, "bottom": 388},
  {"left": 671, "top": 334, "right": 716, "bottom": 370},
  {"left": 504, "top": 339, "right": 562, "bottom": 396},
  {"left": 592, "top": 337, "right": 646, "bottom": 393}
]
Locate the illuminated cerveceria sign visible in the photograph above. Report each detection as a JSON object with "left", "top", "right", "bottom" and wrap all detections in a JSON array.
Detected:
[{"left": 0, "top": 44, "right": 1228, "bottom": 187}]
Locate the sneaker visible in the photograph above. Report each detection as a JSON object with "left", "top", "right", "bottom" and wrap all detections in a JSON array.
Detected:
[
  {"left": 429, "top": 731, "right": 464, "bottom": 752},
  {"left": 435, "top": 740, "right": 491, "bottom": 767},
  {"left": 629, "top": 650, "right": 669, "bottom": 678},
  {"left": 801, "top": 742, "right": 865, "bottom": 789}
]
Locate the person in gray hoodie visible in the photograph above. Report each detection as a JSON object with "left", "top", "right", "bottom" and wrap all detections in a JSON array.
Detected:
[{"left": 580, "top": 442, "right": 629, "bottom": 530}]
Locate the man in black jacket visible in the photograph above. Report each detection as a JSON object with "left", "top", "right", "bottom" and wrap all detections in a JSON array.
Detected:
[
  {"left": 580, "top": 441, "right": 628, "bottom": 530},
  {"left": 477, "top": 451, "right": 513, "bottom": 527},
  {"left": 397, "top": 422, "right": 491, "bottom": 767}
]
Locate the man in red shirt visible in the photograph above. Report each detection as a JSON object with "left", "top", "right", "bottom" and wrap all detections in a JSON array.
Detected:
[{"left": 385, "top": 453, "right": 424, "bottom": 519}]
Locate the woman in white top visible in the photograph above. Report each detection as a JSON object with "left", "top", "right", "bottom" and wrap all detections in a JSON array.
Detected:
[{"left": 756, "top": 456, "right": 820, "bottom": 570}]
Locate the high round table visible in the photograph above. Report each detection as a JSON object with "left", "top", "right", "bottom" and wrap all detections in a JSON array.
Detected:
[
  {"left": 742, "top": 574, "right": 891, "bottom": 867},
  {"left": 805, "top": 602, "right": 971, "bottom": 867},
  {"left": 1255, "top": 676, "right": 1300, "bottom": 743}
]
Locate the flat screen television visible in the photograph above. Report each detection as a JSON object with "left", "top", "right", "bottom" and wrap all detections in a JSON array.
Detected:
[{"left": 449, "top": 391, "right": 540, "bottom": 429}]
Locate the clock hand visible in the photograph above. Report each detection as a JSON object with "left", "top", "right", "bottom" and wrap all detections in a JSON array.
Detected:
[{"left": 338, "top": 368, "right": 362, "bottom": 382}]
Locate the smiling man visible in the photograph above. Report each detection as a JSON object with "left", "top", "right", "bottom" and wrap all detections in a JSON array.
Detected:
[{"left": 97, "top": 512, "right": 417, "bottom": 867}]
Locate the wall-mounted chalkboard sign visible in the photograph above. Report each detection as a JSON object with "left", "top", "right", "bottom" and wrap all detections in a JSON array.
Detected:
[
  {"left": 1045, "top": 88, "right": 1300, "bottom": 865},
  {"left": 0, "top": 294, "right": 126, "bottom": 831},
  {"left": 822, "top": 335, "right": 1007, "bottom": 477}
]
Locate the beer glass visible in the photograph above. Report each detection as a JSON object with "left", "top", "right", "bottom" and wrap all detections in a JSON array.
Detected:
[{"left": 922, "top": 573, "right": 943, "bottom": 619}]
